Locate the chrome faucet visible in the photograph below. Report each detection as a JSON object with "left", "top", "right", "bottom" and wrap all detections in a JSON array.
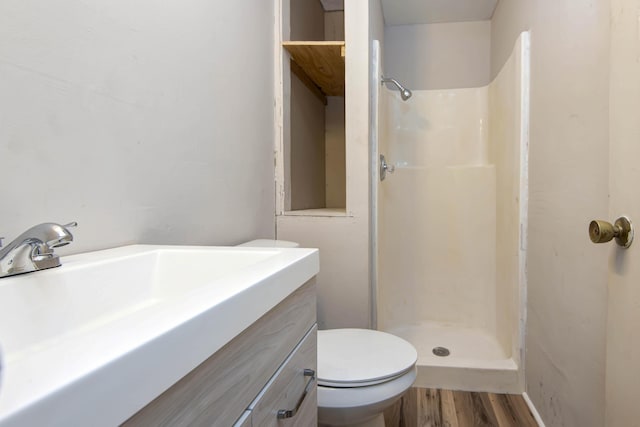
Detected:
[{"left": 0, "top": 222, "right": 77, "bottom": 278}]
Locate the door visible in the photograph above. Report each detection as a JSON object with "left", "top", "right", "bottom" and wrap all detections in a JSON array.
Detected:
[{"left": 604, "top": 0, "right": 640, "bottom": 425}]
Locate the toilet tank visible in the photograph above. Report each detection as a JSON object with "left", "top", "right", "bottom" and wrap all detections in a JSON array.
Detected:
[{"left": 236, "top": 239, "right": 300, "bottom": 248}]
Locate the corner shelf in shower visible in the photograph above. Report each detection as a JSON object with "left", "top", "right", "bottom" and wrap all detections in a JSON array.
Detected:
[{"left": 282, "top": 41, "right": 345, "bottom": 100}]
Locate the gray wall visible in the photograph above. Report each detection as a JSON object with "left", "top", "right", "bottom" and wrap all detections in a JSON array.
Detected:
[
  {"left": 0, "top": 0, "right": 276, "bottom": 253},
  {"left": 384, "top": 21, "right": 491, "bottom": 90},
  {"left": 491, "top": 1, "right": 610, "bottom": 426},
  {"left": 290, "top": 0, "right": 327, "bottom": 210},
  {"left": 291, "top": 0, "right": 326, "bottom": 41}
]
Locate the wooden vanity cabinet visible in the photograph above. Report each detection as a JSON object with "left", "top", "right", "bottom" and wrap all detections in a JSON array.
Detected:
[{"left": 123, "top": 279, "right": 317, "bottom": 427}]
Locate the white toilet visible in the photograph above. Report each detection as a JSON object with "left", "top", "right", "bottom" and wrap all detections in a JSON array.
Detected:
[
  {"left": 317, "top": 328, "right": 417, "bottom": 427},
  {"left": 237, "top": 240, "right": 418, "bottom": 427}
]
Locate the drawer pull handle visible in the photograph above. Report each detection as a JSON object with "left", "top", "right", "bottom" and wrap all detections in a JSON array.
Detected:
[{"left": 276, "top": 368, "right": 316, "bottom": 420}]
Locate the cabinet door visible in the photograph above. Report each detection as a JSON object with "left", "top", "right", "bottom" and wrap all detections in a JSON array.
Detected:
[
  {"left": 233, "top": 411, "right": 252, "bottom": 427},
  {"left": 250, "top": 326, "right": 318, "bottom": 427},
  {"left": 123, "top": 281, "right": 316, "bottom": 427}
]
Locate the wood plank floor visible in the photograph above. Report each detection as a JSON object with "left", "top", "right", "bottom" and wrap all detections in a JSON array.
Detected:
[{"left": 383, "top": 388, "right": 538, "bottom": 427}]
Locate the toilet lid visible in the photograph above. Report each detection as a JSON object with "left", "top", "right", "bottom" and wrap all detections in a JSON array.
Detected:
[{"left": 317, "top": 329, "right": 417, "bottom": 387}]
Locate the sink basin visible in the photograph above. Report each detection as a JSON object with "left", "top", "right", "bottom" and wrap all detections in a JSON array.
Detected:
[
  {"left": 0, "top": 247, "right": 278, "bottom": 358},
  {"left": 0, "top": 245, "right": 319, "bottom": 427}
]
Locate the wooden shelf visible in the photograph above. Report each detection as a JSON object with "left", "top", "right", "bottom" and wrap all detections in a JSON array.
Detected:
[
  {"left": 281, "top": 208, "right": 349, "bottom": 217},
  {"left": 283, "top": 41, "right": 345, "bottom": 97}
]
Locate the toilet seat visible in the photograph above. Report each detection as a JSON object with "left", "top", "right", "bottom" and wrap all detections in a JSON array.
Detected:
[{"left": 318, "top": 328, "right": 417, "bottom": 388}]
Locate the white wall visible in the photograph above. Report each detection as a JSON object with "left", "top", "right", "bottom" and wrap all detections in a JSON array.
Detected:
[
  {"left": 0, "top": 0, "right": 276, "bottom": 253},
  {"left": 491, "top": 2, "right": 610, "bottom": 426},
  {"left": 277, "top": 0, "right": 381, "bottom": 329},
  {"left": 384, "top": 21, "right": 491, "bottom": 90}
]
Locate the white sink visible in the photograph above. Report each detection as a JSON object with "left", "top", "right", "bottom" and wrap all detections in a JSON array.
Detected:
[{"left": 0, "top": 245, "right": 319, "bottom": 427}]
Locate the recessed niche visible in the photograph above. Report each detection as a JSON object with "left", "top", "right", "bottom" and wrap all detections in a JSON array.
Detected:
[{"left": 284, "top": 0, "right": 345, "bottom": 213}]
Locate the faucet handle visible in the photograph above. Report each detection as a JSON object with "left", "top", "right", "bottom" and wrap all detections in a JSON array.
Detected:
[{"left": 63, "top": 222, "right": 78, "bottom": 228}]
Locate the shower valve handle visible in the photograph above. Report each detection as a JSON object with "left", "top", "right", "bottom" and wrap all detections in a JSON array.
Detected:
[{"left": 380, "top": 154, "right": 395, "bottom": 181}]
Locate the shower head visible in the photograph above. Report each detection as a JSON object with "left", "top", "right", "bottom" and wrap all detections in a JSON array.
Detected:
[{"left": 381, "top": 76, "right": 412, "bottom": 101}]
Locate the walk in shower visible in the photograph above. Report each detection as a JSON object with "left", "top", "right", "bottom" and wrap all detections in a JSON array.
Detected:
[{"left": 372, "top": 33, "right": 530, "bottom": 393}]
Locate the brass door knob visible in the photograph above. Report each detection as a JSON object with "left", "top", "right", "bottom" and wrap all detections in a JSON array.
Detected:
[{"left": 589, "top": 216, "right": 633, "bottom": 248}]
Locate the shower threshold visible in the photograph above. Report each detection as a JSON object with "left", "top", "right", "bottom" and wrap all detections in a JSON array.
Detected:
[{"left": 384, "top": 322, "right": 521, "bottom": 394}]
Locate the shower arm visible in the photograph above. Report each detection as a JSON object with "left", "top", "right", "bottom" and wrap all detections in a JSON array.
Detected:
[
  {"left": 380, "top": 76, "right": 412, "bottom": 101},
  {"left": 381, "top": 76, "right": 400, "bottom": 87}
]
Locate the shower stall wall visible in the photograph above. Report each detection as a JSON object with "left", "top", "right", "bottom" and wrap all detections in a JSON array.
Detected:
[{"left": 374, "top": 33, "right": 529, "bottom": 393}]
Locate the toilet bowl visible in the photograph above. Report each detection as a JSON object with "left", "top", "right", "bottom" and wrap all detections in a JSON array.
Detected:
[
  {"left": 317, "top": 329, "right": 417, "bottom": 427},
  {"left": 237, "top": 240, "right": 418, "bottom": 427}
]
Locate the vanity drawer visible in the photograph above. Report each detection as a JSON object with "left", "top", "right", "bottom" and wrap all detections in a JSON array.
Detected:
[
  {"left": 249, "top": 325, "right": 318, "bottom": 427},
  {"left": 123, "top": 279, "right": 316, "bottom": 427},
  {"left": 233, "top": 411, "right": 252, "bottom": 427}
]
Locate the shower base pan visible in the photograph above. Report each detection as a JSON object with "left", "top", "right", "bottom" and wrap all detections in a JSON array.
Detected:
[{"left": 385, "top": 322, "right": 522, "bottom": 394}]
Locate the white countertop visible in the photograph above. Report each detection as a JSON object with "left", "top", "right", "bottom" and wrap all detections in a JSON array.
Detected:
[{"left": 0, "top": 245, "right": 319, "bottom": 426}]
